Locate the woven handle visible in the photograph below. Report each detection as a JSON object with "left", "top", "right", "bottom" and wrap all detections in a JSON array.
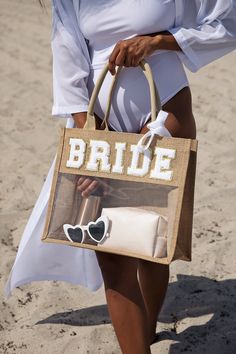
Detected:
[{"left": 84, "top": 59, "right": 162, "bottom": 131}]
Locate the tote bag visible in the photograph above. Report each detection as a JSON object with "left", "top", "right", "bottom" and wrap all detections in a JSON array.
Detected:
[{"left": 41, "top": 60, "right": 198, "bottom": 265}]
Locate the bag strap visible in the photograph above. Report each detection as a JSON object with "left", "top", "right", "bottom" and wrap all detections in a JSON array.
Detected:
[{"left": 84, "top": 59, "right": 162, "bottom": 131}]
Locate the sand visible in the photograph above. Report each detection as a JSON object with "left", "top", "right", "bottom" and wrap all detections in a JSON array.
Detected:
[{"left": 0, "top": 0, "right": 236, "bottom": 353}]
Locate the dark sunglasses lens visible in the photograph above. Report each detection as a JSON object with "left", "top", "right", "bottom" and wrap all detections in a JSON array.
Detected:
[
  {"left": 67, "top": 227, "right": 83, "bottom": 243},
  {"left": 88, "top": 221, "right": 105, "bottom": 242}
]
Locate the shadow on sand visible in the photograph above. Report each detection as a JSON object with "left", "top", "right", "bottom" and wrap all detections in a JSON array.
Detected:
[{"left": 37, "top": 274, "right": 236, "bottom": 353}]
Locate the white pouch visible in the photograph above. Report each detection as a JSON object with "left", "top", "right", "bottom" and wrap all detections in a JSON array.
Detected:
[{"left": 99, "top": 207, "right": 168, "bottom": 258}]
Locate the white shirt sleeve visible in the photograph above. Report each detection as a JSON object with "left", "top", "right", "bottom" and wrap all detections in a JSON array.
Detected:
[
  {"left": 169, "top": 0, "right": 236, "bottom": 72},
  {"left": 51, "top": 0, "right": 91, "bottom": 118}
]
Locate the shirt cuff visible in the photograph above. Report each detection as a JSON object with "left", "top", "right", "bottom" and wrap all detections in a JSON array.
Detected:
[
  {"left": 52, "top": 104, "right": 89, "bottom": 118},
  {"left": 169, "top": 27, "right": 201, "bottom": 72}
]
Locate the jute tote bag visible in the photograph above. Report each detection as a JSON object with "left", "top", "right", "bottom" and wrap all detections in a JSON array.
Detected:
[{"left": 42, "top": 60, "right": 198, "bottom": 265}]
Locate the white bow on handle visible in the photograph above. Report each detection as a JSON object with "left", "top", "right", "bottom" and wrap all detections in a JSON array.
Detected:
[{"left": 137, "top": 110, "right": 171, "bottom": 153}]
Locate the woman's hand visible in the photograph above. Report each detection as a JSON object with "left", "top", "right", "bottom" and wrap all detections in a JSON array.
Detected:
[
  {"left": 108, "top": 32, "right": 181, "bottom": 75},
  {"left": 77, "top": 176, "right": 110, "bottom": 198},
  {"left": 108, "top": 35, "right": 157, "bottom": 75},
  {"left": 77, "top": 176, "right": 99, "bottom": 197}
]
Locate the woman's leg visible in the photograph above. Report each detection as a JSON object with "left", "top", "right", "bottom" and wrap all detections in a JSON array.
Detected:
[
  {"left": 138, "top": 87, "right": 197, "bottom": 341},
  {"left": 138, "top": 261, "right": 169, "bottom": 343},
  {"left": 93, "top": 87, "right": 196, "bottom": 351},
  {"left": 95, "top": 251, "right": 151, "bottom": 354}
]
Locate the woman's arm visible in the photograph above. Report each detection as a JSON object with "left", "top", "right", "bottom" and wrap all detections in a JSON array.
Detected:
[
  {"left": 147, "top": 31, "right": 181, "bottom": 51},
  {"left": 72, "top": 112, "right": 87, "bottom": 128}
]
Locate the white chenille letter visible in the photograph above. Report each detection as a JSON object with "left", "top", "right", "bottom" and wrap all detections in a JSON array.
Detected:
[
  {"left": 127, "top": 145, "right": 151, "bottom": 177},
  {"left": 112, "top": 142, "right": 126, "bottom": 174},
  {"left": 150, "top": 147, "right": 176, "bottom": 180},
  {"left": 66, "top": 138, "right": 86, "bottom": 169},
  {"left": 86, "top": 140, "right": 111, "bottom": 172}
]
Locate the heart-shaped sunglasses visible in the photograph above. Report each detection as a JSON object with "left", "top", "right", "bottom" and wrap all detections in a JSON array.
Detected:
[{"left": 63, "top": 216, "right": 109, "bottom": 244}]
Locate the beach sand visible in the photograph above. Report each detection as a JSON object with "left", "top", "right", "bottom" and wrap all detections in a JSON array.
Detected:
[{"left": 0, "top": 0, "right": 236, "bottom": 353}]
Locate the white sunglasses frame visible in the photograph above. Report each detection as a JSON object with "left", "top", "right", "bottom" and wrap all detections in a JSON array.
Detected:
[{"left": 63, "top": 215, "right": 109, "bottom": 244}]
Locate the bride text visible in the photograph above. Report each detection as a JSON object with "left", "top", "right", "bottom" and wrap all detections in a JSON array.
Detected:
[{"left": 66, "top": 138, "right": 176, "bottom": 181}]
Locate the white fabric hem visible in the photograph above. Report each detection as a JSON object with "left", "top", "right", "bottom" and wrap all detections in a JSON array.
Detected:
[
  {"left": 4, "top": 274, "right": 103, "bottom": 299},
  {"left": 52, "top": 104, "right": 89, "bottom": 117},
  {"left": 161, "top": 81, "right": 190, "bottom": 106}
]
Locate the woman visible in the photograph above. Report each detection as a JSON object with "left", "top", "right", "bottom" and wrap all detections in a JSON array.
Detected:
[{"left": 5, "top": 1, "right": 236, "bottom": 353}]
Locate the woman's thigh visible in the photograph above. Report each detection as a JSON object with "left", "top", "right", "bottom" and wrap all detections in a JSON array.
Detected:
[
  {"left": 162, "top": 86, "right": 196, "bottom": 139},
  {"left": 141, "top": 86, "right": 196, "bottom": 138}
]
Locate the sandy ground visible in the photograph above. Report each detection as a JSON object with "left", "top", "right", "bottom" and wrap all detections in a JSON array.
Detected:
[{"left": 0, "top": 0, "right": 236, "bottom": 353}]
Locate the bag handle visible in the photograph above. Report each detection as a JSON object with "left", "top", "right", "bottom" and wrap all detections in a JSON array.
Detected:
[{"left": 84, "top": 59, "right": 162, "bottom": 131}]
